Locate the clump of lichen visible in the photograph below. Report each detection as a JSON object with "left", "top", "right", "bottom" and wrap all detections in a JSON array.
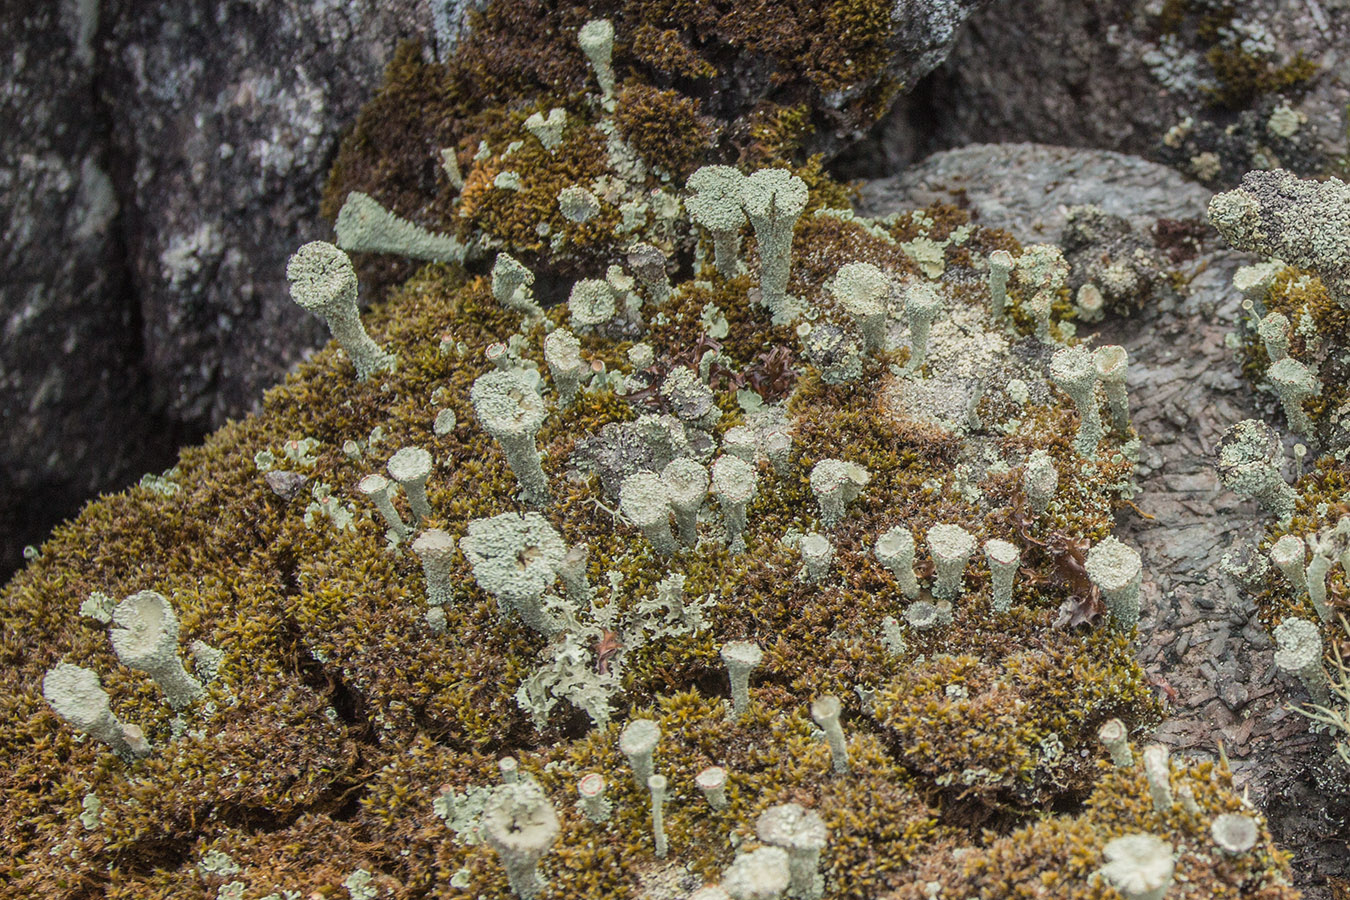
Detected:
[
  {"left": 891, "top": 754, "right": 1299, "bottom": 900},
  {"left": 324, "top": 0, "right": 925, "bottom": 290},
  {"left": 3, "top": 162, "right": 1278, "bottom": 895},
  {"left": 1234, "top": 266, "right": 1350, "bottom": 444}
]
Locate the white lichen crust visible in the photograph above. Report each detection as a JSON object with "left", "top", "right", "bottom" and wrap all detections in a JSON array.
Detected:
[
  {"left": 756, "top": 803, "right": 828, "bottom": 900},
  {"left": 1085, "top": 537, "right": 1144, "bottom": 631},
  {"left": 1049, "top": 345, "right": 1104, "bottom": 459},
  {"left": 1273, "top": 617, "right": 1330, "bottom": 706},
  {"left": 42, "top": 663, "right": 151, "bottom": 758},
  {"left": 927, "top": 524, "right": 976, "bottom": 600},
  {"left": 1208, "top": 169, "right": 1350, "bottom": 308},
  {"left": 741, "top": 168, "right": 808, "bottom": 322},
  {"left": 721, "top": 641, "right": 762, "bottom": 720},
  {"left": 686, "top": 165, "right": 748, "bottom": 279},
  {"left": 1215, "top": 419, "right": 1298, "bottom": 522}
]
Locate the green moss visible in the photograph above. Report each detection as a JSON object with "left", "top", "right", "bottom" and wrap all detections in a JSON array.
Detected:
[
  {"left": 1204, "top": 46, "right": 1319, "bottom": 110},
  {"left": 1, "top": 10, "right": 1292, "bottom": 895}
]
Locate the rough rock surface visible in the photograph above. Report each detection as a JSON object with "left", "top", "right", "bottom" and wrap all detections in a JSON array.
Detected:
[
  {"left": 842, "top": 0, "right": 1350, "bottom": 185},
  {"left": 0, "top": 4, "right": 181, "bottom": 578},
  {"left": 0, "top": 2, "right": 442, "bottom": 577},
  {"left": 866, "top": 142, "right": 1350, "bottom": 898}
]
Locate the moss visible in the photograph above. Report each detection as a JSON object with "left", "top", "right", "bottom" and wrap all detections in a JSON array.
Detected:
[
  {"left": 0, "top": 225, "right": 1274, "bottom": 894},
  {"left": 891, "top": 756, "right": 1298, "bottom": 900},
  {"left": 615, "top": 84, "right": 716, "bottom": 180},
  {"left": 873, "top": 629, "right": 1157, "bottom": 811},
  {"left": 1, "top": 11, "right": 1292, "bottom": 895},
  {"left": 743, "top": 103, "right": 816, "bottom": 169},
  {"left": 324, "top": 0, "right": 923, "bottom": 282},
  {"left": 1204, "top": 47, "right": 1319, "bottom": 110},
  {"left": 456, "top": 119, "right": 620, "bottom": 271},
  {"left": 629, "top": 24, "right": 719, "bottom": 80}
]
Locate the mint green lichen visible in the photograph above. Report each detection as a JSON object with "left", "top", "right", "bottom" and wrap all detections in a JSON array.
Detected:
[{"left": 335, "top": 191, "right": 469, "bottom": 263}]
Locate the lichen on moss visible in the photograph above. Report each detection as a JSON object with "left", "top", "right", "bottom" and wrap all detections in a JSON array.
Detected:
[
  {"left": 2, "top": 6, "right": 1301, "bottom": 899},
  {"left": 1235, "top": 266, "right": 1350, "bottom": 440}
]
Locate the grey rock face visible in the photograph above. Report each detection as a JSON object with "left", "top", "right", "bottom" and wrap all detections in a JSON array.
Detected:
[
  {"left": 847, "top": 0, "right": 1349, "bottom": 184},
  {"left": 1, "top": 1, "right": 435, "bottom": 578},
  {"left": 99, "top": 1, "right": 434, "bottom": 426},
  {"left": 0, "top": 3, "right": 180, "bottom": 575}
]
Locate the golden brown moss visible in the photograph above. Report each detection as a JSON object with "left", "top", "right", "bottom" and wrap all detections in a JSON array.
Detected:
[{"left": 615, "top": 84, "right": 716, "bottom": 179}]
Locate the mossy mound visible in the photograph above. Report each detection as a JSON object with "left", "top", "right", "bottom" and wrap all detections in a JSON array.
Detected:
[
  {"left": 893, "top": 756, "right": 1298, "bottom": 899},
  {"left": 2, "top": 157, "right": 1298, "bottom": 894},
  {"left": 323, "top": 0, "right": 906, "bottom": 292}
]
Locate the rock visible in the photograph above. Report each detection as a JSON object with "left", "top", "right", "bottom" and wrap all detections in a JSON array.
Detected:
[
  {"left": 854, "top": 0, "right": 1350, "bottom": 185},
  {"left": 99, "top": 1, "right": 435, "bottom": 426},
  {"left": 0, "top": 4, "right": 179, "bottom": 576},
  {"left": 1, "top": 2, "right": 437, "bottom": 579},
  {"left": 859, "top": 142, "right": 1215, "bottom": 240}
]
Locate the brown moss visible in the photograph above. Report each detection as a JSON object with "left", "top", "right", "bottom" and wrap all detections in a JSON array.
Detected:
[
  {"left": 629, "top": 24, "right": 719, "bottom": 80},
  {"left": 456, "top": 121, "right": 619, "bottom": 270},
  {"left": 892, "top": 757, "right": 1298, "bottom": 900},
  {"left": 615, "top": 84, "right": 716, "bottom": 179},
  {"left": 873, "top": 629, "right": 1158, "bottom": 811},
  {"left": 325, "top": 0, "right": 921, "bottom": 278},
  {"left": 1204, "top": 46, "right": 1319, "bottom": 111},
  {"left": 1, "top": 123, "right": 1270, "bottom": 899}
]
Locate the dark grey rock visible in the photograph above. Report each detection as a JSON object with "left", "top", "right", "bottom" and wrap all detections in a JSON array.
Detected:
[
  {"left": 845, "top": 0, "right": 1350, "bottom": 185},
  {"left": 0, "top": 3, "right": 183, "bottom": 576},
  {"left": 1, "top": 1, "right": 435, "bottom": 579}
]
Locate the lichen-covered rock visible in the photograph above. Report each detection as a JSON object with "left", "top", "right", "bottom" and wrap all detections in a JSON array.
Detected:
[
  {"left": 3, "top": 128, "right": 1298, "bottom": 895},
  {"left": 856, "top": 0, "right": 1348, "bottom": 186}
]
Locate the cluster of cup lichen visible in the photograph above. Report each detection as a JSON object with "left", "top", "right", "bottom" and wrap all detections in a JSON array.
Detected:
[
  {"left": 1, "top": 15, "right": 1306, "bottom": 900},
  {"left": 1206, "top": 172, "right": 1350, "bottom": 784}
]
